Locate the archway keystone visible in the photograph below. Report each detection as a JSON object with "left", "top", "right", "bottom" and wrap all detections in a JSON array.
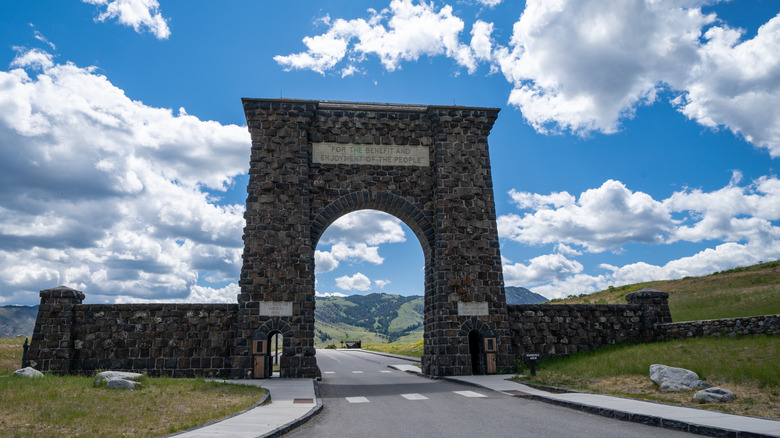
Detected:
[{"left": 234, "top": 98, "right": 511, "bottom": 378}]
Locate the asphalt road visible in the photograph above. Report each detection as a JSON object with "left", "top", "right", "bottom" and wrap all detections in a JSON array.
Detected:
[{"left": 284, "top": 349, "right": 696, "bottom": 438}]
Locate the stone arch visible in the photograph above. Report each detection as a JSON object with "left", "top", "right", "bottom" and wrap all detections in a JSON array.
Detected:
[
  {"left": 311, "top": 190, "right": 434, "bottom": 257},
  {"left": 256, "top": 319, "right": 293, "bottom": 339},
  {"left": 237, "top": 98, "right": 512, "bottom": 378}
]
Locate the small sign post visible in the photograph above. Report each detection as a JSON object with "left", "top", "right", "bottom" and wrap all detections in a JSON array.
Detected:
[{"left": 524, "top": 353, "right": 541, "bottom": 376}]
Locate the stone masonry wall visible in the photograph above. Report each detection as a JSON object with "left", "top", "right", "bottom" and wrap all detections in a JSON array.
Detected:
[
  {"left": 27, "top": 287, "right": 237, "bottom": 377},
  {"left": 659, "top": 315, "right": 780, "bottom": 339},
  {"left": 508, "top": 303, "right": 646, "bottom": 357},
  {"left": 507, "top": 289, "right": 672, "bottom": 360}
]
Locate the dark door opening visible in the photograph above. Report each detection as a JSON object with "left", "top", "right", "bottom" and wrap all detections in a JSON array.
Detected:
[{"left": 468, "top": 330, "right": 483, "bottom": 375}]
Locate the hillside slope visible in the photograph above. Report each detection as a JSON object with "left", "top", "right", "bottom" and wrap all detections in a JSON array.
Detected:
[
  {"left": 0, "top": 306, "right": 38, "bottom": 337},
  {"left": 505, "top": 286, "right": 548, "bottom": 304},
  {"left": 551, "top": 260, "right": 780, "bottom": 321}
]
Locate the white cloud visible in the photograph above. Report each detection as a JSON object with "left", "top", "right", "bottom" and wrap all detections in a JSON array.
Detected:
[
  {"left": 673, "top": 14, "right": 780, "bottom": 156},
  {"left": 501, "top": 175, "right": 780, "bottom": 298},
  {"left": 316, "top": 291, "right": 348, "bottom": 298},
  {"left": 0, "top": 49, "right": 249, "bottom": 304},
  {"left": 495, "top": 0, "right": 713, "bottom": 135},
  {"left": 499, "top": 180, "right": 672, "bottom": 252},
  {"left": 375, "top": 279, "right": 391, "bottom": 289},
  {"left": 320, "top": 210, "right": 406, "bottom": 246},
  {"left": 275, "top": 0, "right": 476, "bottom": 74},
  {"left": 335, "top": 272, "right": 372, "bottom": 291},
  {"left": 315, "top": 242, "right": 384, "bottom": 274},
  {"left": 83, "top": 0, "right": 170, "bottom": 40},
  {"left": 503, "top": 253, "right": 583, "bottom": 286},
  {"left": 476, "top": 0, "right": 502, "bottom": 7}
]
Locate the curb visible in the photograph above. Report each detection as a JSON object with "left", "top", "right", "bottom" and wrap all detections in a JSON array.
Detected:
[
  {"left": 261, "top": 379, "right": 323, "bottom": 438},
  {"left": 443, "top": 377, "right": 778, "bottom": 438}
]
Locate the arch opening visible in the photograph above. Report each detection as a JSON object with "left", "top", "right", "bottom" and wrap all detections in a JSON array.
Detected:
[{"left": 314, "top": 208, "right": 427, "bottom": 350}]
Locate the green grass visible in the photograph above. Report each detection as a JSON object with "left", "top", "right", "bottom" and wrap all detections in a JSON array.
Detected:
[
  {"left": 363, "top": 340, "right": 424, "bottom": 358},
  {"left": 550, "top": 260, "right": 780, "bottom": 322},
  {"left": 515, "top": 335, "right": 779, "bottom": 418},
  {"left": 0, "top": 338, "right": 265, "bottom": 438},
  {"left": 521, "top": 336, "right": 778, "bottom": 388}
]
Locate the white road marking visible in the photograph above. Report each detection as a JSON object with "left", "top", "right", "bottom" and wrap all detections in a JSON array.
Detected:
[
  {"left": 352, "top": 371, "right": 364, "bottom": 374},
  {"left": 380, "top": 370, "right": 392, "bottom": 373},
  {"left": 346, "top": 397, "right": 370, "bottom": 404},
  {"left": 454, "top": 390, "right": 487, "bottom": 398},
  {"left": 323, "top": 371, "right": 335, "bottom": 374},
  {"left": 401, "top": 393, "right": 428, "bottom": 400}
]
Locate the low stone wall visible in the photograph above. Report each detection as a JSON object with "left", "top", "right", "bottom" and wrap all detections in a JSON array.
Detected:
[
  {"left": 27, "top": 286, "right": 237, "bottom": 377},
  {"left": 508, "top": 303, "right": 645, "bottom": 357},
  {"left": 659, "top": 315, "right": 780, "bottom": 339},
  {"left": 506, "top": 289, "right": 672, "bottom": 359}
]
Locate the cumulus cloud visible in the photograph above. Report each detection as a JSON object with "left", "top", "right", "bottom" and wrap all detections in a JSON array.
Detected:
[
  {"left": 375, "top": 279, "right": 391, "bottom": 289},
  {"left": 501, "top": 175, "right": 780, "bottom": 298},
  {"left": 278, "top": 1, "right": 780, "bottom": 155},
  {"left": 498, "top": 180, "right": 672, "bottom": 252},
  {"left": 0, "top": 49, "right": 249, "bottom": 304},
  {"left": 503, "top": 253, "right": 583, "bottom": 286},
  {"left": 275, "top": 0, "right": 476, "bottom": 74},
  {"left": 320, "top": 210, "right": 406, "bottom": 246},
  {"left": 315, "top": 210, "right": 408, "bottom": 273},
  {"left": 335, "top": 272, "right": 372, "bottom": 291},
  {"left": 83, "top": 0, "right": 170, "bottom": 39},
  {"left": 672, "top": 14, "right": 780, "bottom": 156}
]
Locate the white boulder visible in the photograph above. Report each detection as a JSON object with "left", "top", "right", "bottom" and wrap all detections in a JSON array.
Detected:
[
  {"left": 93, "top": 371, "right": 143, "bottom": 387},
  {"left": 13, "top": 367, "right": 44, "bottom": 378},
  {"left": 105, "top": 378, "right": 141, "bottom": 390},
  {"left": 649, "top": 364, "right": 709, "bottom": 392}
]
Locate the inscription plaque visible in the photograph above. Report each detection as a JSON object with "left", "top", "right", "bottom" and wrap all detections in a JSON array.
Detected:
[
  {"left": 457, "top": 301, "right": 489, "bottom": 316},
  {"left": 313, "top": 142, "right": 429, "bottom": 167},
  {"left": 259, "top": 301, "right": 293, "bottom": 317}
]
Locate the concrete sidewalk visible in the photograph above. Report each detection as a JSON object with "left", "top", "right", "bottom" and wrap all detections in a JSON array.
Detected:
[
  {"left": 444, "top": 373, "right": 780, "bottom": 438},
  {"left": 168, "top": 379, "right": 321, "bottom": 438}
]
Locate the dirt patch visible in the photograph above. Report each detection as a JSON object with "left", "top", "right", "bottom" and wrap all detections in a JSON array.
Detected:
[{"left": 570, "top": 376, "right": 779, "bottom": 419}]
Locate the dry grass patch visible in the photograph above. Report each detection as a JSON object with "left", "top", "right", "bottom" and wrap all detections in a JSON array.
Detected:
[
  {"left": 0, "top": 338, "right": 265, "bottom": 438},
  {"left": 571, "top": 376, "right": 779, "bottom": 419},
  {"left": 0, "top": 375, "right": 264, "bottom": 438}
]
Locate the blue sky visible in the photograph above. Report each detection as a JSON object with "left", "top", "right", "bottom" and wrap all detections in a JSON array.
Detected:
[{"left": 1, "top": 0, "right": 778, "bottom": 305}]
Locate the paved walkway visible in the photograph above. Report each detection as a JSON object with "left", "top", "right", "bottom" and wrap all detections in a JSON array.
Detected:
[
  {"left": 168, "top": 379, "right": 320, "bottom": 438},
  {"left": 444, "top": 373, "right": 780, "bottom": 438}
]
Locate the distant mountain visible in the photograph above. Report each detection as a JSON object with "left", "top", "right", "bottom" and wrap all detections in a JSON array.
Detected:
[
  {"left": 314, "top": 293, "right": 423, "bottom": 345},
  {"left": 0, "top": 305, "right": 38, "bottom": 338},
  {"left": 505, "top": 286, "right": 548, "bottom": 305}
]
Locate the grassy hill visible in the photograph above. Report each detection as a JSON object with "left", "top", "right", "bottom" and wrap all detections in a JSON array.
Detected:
[
  {"left": 314, "top": 293, "right": 424, "bottom": 347},
  {"left": 550, "top": 260, "right": 780, "bottom": 321}
]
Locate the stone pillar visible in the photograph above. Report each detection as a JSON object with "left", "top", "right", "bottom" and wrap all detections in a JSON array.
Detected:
[
  {"left": 625, "top": 288, "right": 672, "bottom": 341},
  {"left": 425, "top": 107, "right": 512, "bottom": 376},
  {"left": 236, "top": 99, "right": 318, "bottom": 378},
  {"left": 26, "top": 286, "right": 85, "bottom": 374}
]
